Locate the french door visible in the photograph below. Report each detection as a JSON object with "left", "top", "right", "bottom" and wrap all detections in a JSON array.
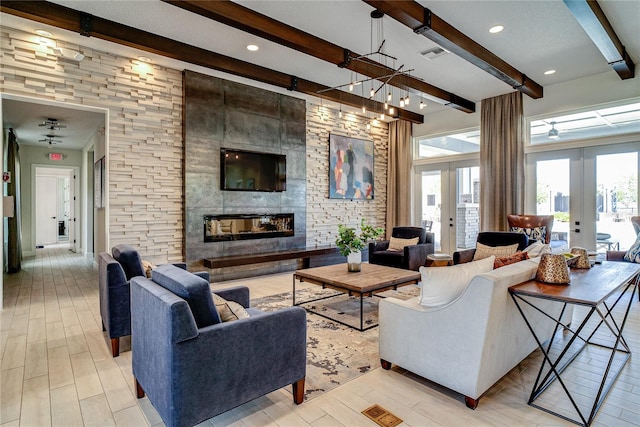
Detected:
[
  {"left": 526, "top": 142, "right": 639, "bottom": 252},
  {"left": 414, "top": 160, "right": 480, "bottom": 254}
]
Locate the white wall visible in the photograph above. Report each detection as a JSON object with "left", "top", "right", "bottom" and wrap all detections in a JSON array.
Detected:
[{"left": 413, "top": 69, "right": 640, "bottom": 138}]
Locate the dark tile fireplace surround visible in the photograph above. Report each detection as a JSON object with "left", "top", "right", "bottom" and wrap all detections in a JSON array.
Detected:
[{"left": 184, "top": 70, "right": 309, "bottom": 279}]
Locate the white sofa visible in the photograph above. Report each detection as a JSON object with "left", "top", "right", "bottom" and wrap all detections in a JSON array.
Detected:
[{"left": 379, "top": 258, "right": 573, "bottom": 409}]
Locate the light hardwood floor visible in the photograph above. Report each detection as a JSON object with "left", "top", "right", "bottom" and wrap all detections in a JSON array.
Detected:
[{"left": 1, "top": 245, "right": 639, "bottom": 426}]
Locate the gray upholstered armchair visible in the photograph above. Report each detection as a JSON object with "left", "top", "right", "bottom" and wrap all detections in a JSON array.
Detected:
[
  {"left": 131, "top": 265, "right": 306, "bottom": 427},
  {"left": 369, "top": 226, "right": 435, "bottom": 271},
  {"left": 98, "top": 244, "right": 209, "bottom": 357}
]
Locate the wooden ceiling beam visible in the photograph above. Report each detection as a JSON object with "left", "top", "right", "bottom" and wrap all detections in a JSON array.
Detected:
[
  {"left": 563, "top": 0, "right": 635, "bottom": 80},
  {"left": 0, "top": 1, "right": 423, "bottom": 123},
  {"left": 363, "top": 0, "right": 544, "bottom": 99},
  {"left": 163, "top": 0, "right": 475, "bottom": 113}
]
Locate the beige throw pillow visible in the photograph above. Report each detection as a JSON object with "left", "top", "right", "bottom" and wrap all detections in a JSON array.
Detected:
[
  {"left": 141, "top": 260, "right": 156, "bottom": 278},
  {"left": 212, "top": 293, "right": 250, "bottom": 322},
  {"left": 388, "top": 236, "right": 420, "bottom": 252},
  {"left": 473, "top": 242, "right": 519, "bottom": 261}
]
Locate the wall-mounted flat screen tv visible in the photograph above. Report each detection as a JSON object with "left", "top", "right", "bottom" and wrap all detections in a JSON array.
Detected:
[{"left": 220, "top": 148, "right": 286, "bottom": 192}]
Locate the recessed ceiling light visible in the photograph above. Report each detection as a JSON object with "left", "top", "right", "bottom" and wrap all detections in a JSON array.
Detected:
[
  {"left": 137, "top": 56, "right": 152, "bottom": 63},
  {"left": 544, "top": 69, "right": 556, "bottom": 75},
  {"left": 246, "top": 44, "right": 259, "bottom": 52},
  {"left": 489, "top": 25, "right": 504, "bottom": 34},
  {"left": 35, "top": 29, "right": 53, "bottom": 37}
]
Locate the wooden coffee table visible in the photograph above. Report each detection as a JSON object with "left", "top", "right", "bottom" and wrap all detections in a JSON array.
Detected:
[{"left": 293, "top": 263, "right": 421, "bottom": 331}]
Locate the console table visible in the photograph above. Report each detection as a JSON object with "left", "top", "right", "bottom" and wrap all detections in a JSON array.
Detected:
[{"left": 509, "top": 262, "right": 640, "bottom": 426}]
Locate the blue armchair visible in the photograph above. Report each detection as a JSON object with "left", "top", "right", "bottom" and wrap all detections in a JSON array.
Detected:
[
  {"left": 98, "top": 244, "right": 209, "bottom": 357},
  {"left": 130, "top": 265, "right": 306, "bottom": 427}
]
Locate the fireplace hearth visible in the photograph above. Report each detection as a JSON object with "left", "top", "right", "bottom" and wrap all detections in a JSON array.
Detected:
[{"left": 204, "top": 213, "right": 294, "bottom": 242}]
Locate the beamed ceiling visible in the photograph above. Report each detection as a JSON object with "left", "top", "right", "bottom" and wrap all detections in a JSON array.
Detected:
[{"left": 1, "top": 0, "right": 639, "bottom": 144}]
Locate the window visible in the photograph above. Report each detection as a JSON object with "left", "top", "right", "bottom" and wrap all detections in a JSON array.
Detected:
[
  {"left": 530, "top": 102, "right": 640, "bottom": 145},
  {"left": 415, "top": 129, "right": 480, "bottom": 158}
]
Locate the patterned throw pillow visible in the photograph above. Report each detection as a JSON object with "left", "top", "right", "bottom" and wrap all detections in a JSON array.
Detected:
[
  {"left": 473, "top": 242, "right": 519, "bottom": 261},
  {"left": 494, "top": 251, "right": 529, "bottom": 269},
  {"left": 212, "top": 293, "right": 250, "bottom": 322},
  {"left": 388, "top": 236, "right": 420, "bottom": 252},
  {"left": 624, "top": 233, "right": 640, "bottom": 263},
  {"left": 511, "top": 226, "right": 547, "bottom": 243}
]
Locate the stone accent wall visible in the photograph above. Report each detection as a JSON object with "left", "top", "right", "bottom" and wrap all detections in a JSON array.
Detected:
[
  {"left": 457, "top": 204, "right": 480, "bottom": 249},
  {"left": 1, "top": 26, "right": 390, "bottom": 276},
  {"left": 1, "top": 27, "right": 184, "bottom": 264},
  {"left": 305, "top": 105, "right": 388, "bottom": 246}
]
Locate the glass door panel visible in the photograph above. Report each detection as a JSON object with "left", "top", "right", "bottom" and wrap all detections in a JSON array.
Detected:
[
  {"left": 536, "top": 158, "right": 571, "bottom": 250},
  {"left": 455, "top": 166, "right": 480, "bottom": 250},
  {"left": 596, "top": 151, "right": 638, "bottom": 252},
  {"left": 421, "top": 170, "right": 442, "bottom": 252}
]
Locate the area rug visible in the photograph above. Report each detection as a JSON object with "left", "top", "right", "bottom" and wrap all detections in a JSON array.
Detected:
[{"left": 251, "top": 285, "right": 420, "bottom": 400}]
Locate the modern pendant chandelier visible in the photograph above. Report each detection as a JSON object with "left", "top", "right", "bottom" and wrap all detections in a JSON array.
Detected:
[{"left": 317, "top": 9, "right": 426, "bottom": 125}]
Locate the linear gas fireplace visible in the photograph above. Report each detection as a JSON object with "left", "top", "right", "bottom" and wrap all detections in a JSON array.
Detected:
[{"left": 204, "top": 213, "right": 294, "bottom": 242}]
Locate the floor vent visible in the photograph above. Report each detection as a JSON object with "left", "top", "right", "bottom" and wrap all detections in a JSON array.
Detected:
[{"left": 361, "top": 404, "right": 403, "bottom": 427}]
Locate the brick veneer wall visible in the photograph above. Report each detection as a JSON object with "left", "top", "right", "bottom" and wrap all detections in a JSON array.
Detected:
[{"left": 1, "top": 27, "right": 184, "bottom": 263}]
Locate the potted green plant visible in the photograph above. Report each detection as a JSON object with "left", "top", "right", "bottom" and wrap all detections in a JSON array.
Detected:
[{"left": 335, "top": 219, "right": 384, "bottom": 272}]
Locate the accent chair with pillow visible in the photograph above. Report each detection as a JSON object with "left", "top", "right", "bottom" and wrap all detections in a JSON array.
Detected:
[
  {"left": 507, "top": 214, "right": 554, "bottom": 244},
  {"left": 453, "top": 231, "right": 528, "bottom": 265},
  {"left": 607, "top": 229, "right": 640, "bottom": 300},
  {"left": 131, "top": 265, "right": 306, "bottom": 427},
  {"left": 379, "top": 256, "right": 573, "bottom": 409},
  {"left": 369, "top": 226, "right": 435, "bottom": 271},
  {"left": 98, "top": 244, "right": 210, "bottom": 357}
]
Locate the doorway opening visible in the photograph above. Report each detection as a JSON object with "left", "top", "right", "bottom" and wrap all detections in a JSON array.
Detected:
[{"left": 35, "top": 166, "right": 78, "bottom": 251}]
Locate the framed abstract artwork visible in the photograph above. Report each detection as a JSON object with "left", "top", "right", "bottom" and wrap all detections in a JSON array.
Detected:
[{"left": 328, "top": 134, "right": 374, "bottom": 199}]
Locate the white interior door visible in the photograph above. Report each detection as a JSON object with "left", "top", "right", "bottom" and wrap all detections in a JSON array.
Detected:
[{"left": 35, "top": 175, "right": 58, "bottom": 245}]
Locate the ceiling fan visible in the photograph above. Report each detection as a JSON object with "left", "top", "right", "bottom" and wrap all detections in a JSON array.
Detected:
[
  {"left": 39, "top": 118, "right": 66, "bottom": 130},
  {"left": 39, "top": 134, "right": 63, "bottom": 145}
]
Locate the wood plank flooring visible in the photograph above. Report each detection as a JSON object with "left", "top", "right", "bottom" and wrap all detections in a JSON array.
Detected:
[{"left": 2, "top": 245, "right": 639, "bottom": 426}]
